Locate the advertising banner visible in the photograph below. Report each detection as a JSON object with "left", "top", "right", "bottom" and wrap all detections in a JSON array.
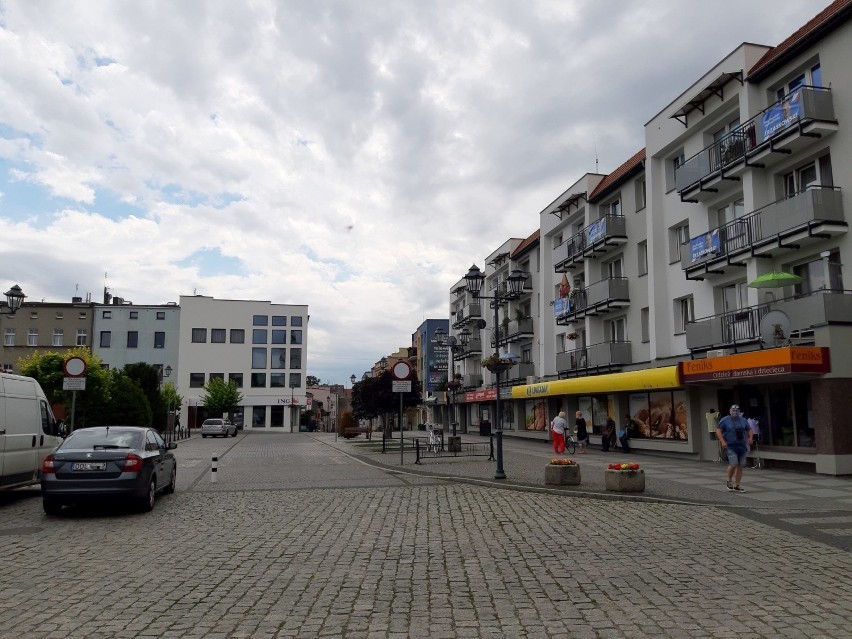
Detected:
[
  {"left": 689, "top": 228, "right": 721, "bottom": 263},
  {"left": 761, "top": 90, "right": 802, "bottom": 139}
]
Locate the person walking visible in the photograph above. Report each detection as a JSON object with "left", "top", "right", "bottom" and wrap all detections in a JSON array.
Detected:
[
  {"left": 618, "top": 414, "right": 632, "bottom": 453},
  {"left": 601, "top": 417, "right": 616, "bottom": 452},
  {"left": 551, "top": 411, "right": 567, "bottom": 454},
  {"left": 716, "top": 404, "right": 752, "bottom": 492},
  {"left": 575, "top": 411, "right": 588, "bottom": 454}
]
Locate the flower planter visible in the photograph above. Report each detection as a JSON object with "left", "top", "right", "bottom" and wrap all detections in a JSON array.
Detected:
[
  {"left": 605, "top": 469, "right": 645, "bottom": 492},
  {"left": 545, "top": 464, "right": 581, "bottom": 486},
  {"left": 484, "top": 362, "right": 515, "bottom": 374}
]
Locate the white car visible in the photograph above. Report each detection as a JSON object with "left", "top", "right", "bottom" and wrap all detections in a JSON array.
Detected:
[{"left": 201, "top": 418, "right": 237, "bottom": 438}]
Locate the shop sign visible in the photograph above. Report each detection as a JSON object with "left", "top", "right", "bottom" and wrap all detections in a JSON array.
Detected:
[
  {"left": 464, "top": 388, "right": 497, "bottom": 402},
  {"left": 679, "top": 347, "right": 829, "bottom": 383}
]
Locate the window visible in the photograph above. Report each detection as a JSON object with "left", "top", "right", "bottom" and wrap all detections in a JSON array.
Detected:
[
  {"left": 211, "top": 328, "right": 226, "bottom": 343},
  {"left": 271, "top": 348, "right": 286, "bottom": 369},
  {"left": 290, "top": 348, "right": 302, "bottom": 370},
  {"left": 253, "top": 315, "right": 268, "bottom": 326},
  {"left": 667, "top": 150, "right": 685, "bottom": 191},
  {"left": 717, "top": 198, "right": 745, "bottom": 227},
  {"left": 636, "top": 180, "right": 646, "bottom": 210},
  {"left": 270, "top": 374, "right": 286, "bottom": 388},
  {"left": 55, "top": 312, "right": 64, "bottom": 319},
  {"left": 674, "top": 296, "right": 694, "bottom": 333},
  {"left": 793, "top": 250, "right": 843, "bottom": 294},
  {"left": 252, "top": 348, "right": 267, "bottom": 369},
  {"left": 99, "top": 331, "right": 111, "bottom": 348},
  {"left": 228, "top": 373, "right": 243, "bottom": 388},
  {"left": 26, "top": 329, "right": 38, "bottom": 346},
  {"left": 102, "top": 310, "right": 112, "bottom": 319},
  {"left": 641, "top": 308, "right": 650, "bottom": 343},
  {"left": 605, "top": 317, "right": 626, "bottom": 342},
  {"left": 271, "top": 330, "right": 286, "bottom": 344},
  {"left": 783, "top": 155, "right": 832, "bottom": 197},
  {"left": 251, "top": 373, "right": 266, "bottom": 388},
  {"left": 209, "top": 373, "right": 225, "bottom": 383},
  {"left": 76, "top": 329, "right": 88, "bottom": 346},
  {"left": 638, "top": 242, "right": 648, "bottom": 276},
  {"left": 30, "top": 311, "right": 38, "bottom": 319},
  {"left": 191, "top": 328, "right": 207, "bottom": 343},
  {"left": 605, "top": 256, "right": 623, "bottom": 279},
  {"left": 156, "top": 311, "right": 165, "bottom": 320},
  {"left": 154, "top": 331, "right": 165, "bottom": 348},
  {"left": 51, "top": 329, "right": 63, "bottom": 346},
  {"left": 190, "top": 373, "right": 205, "bottom": 388},
  {"left": 127, "top": 331, "right": 138, "bottom": 348},
  {"left": 290, "top": 329, "right": 303, "bottom": 345},
  {"left": 291, "top": 316, "right": 303, "bottom": 327},
  {"left": 78, "top": 311, "right": 87, "bottom": 319},
  {"left": 776, "top": 63, "right": 821, "bottom": 99},
  {"left": 272, "top": 315, "right": 287, "bottom": 326},
  {"left": 4, "top": 328, "right": 15, "bottom": 346},
  {"left": 669, "top": 222, "right": 690, "bottom": 263},
  {"left": 522, "top": 347, "right": 532, "bottom": 364},
  {"left": 603, "top": 198, "right": 621, "bottom": 217},
  {"left": 129, "top": 311, "right": 138, "bottom": 319},
  {"left": 252, "top": 406, "right": 266, "bottom": 428},
  {"left": 230, "top": 329, "right": 245, "bottom": 343},
  {"left": 289, "top": 373, "right": 302, "bottom": 388},
  {"left": 252, "top": 329, "right": 268, "bottom": 344}
]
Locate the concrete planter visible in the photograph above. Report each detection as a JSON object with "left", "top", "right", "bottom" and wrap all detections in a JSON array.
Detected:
[
  {"left": 605, "top": 469, "right": 645, "bottom": 492},
  {"left": 545, "top": 464, "right": 581, "bottom": 486}
]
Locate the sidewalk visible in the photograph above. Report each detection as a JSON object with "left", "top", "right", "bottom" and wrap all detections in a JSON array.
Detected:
[{"left": 319, "top": 430, "right": 852, "bottom": 511}]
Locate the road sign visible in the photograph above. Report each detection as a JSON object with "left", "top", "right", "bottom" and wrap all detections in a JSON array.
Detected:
[
  {"left": 63, "top": 377, "right": 86, "bottom": 391},
  {"left": 391, "top": 360, "right": 412, "bottom": 380},
  {"left": 392, "top": 380, "right": 412, "bottom": 393},
  {"left": 64, "top": 356, "right": 87, "bottom": 377}
]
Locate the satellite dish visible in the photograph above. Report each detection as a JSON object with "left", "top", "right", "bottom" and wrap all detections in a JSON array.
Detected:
[{"left": 759, "top": 310, "right": 792, "bottom": 346}]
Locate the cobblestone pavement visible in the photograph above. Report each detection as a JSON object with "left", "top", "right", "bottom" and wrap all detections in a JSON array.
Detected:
[{"left": 1, "top": 431, "right": 851, "bottom": 638}]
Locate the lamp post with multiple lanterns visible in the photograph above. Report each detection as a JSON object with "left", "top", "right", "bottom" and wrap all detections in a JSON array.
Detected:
[
  {"left": 463, "top": 264, "right": 528, "bottom": 480},
  {"left": 434, "top": 326, "right": 470, "bottom": 438}
]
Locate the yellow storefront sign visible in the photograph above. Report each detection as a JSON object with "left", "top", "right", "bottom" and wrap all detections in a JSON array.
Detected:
[{"left": 511, "top": 366, "right": 680, "bottom": 400}]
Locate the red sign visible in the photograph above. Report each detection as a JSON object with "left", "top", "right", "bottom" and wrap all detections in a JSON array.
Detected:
[{"left": 463, "top": 388, "right": 497, "bottom": 402}]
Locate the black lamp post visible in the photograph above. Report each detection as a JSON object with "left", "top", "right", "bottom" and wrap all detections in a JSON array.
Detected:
[
  {"left": 464, "top": 264, "right": 528, "bottom": 480},
  {"left": 350, "top": 374, "right": 357, "bottom": 386},
  {"left": 378, "top": 357, "right": 389, "bottom": 437},
  {"left": 3, "top": 284, "right": 27, "bottom": 316}
]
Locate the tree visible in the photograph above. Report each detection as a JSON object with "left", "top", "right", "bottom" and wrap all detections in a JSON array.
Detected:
[
  {"left": 17, "top": 347, "right": 112, "bottom": 429},
  {"left": 306, "top": 375, "right": 320, "bottom": 387},
  {"left": 201, "top": 378, "right": 243, "bottom": 418},
  {"left": 339, "top": 410, "right": 357, "bottom": 435},
  {"left": 100, "top": 370, "right": 152, "bottom": 427},
  {"left": 161, "top": 381, "right": 183, "bottom": 420},
  {"left": 351, "top": 370, "right": 422, "bottom": 436},
  {"left": 123, "top": 362, "right": 167, "bottom": 431}
]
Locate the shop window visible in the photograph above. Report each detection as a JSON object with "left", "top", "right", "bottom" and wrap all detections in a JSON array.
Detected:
[{"left": 252, "top": 406, "right": 267, "bottom": 428}]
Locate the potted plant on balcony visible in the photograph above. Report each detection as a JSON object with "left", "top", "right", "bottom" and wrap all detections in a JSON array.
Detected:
[
  {"left": 567, "top": 332, "right": 579, "bottom": 341},
  {"left": 481, "top": 354, "right": 517, "bottom": 374},
  {"left": 545, "top": 458, "right": 581, "bottom": 486}
]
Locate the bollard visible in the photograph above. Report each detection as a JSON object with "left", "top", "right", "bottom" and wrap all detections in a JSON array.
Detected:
[{"left": 211, "top": 456, "right": 218, "bottom": 483}]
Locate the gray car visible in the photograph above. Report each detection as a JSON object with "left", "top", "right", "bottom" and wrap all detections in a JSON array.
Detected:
[
  {"left": 201, "top": 418, "right": 237, "bottom": 438},
  {"left": 40, "top": 426, "right": 177, "bottom": 515}
]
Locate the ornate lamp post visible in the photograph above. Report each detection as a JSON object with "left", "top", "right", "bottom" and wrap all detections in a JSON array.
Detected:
[
  {"left": 3, "top": 284, "right": 27, "bottom": 316},
  {"left": 464, "top": 265, "right": 528, "bottom": 480},
  {"left": 434, "top": 326, "right": 464, "bottom": 437}
]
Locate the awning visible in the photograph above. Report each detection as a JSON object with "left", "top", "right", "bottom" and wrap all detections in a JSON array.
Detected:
[
  {"left": 511, "top": 366, "right": 680, "bottom": 400},
  {"left": 670, "top": 71, "right": 743, "bottom": 127}
]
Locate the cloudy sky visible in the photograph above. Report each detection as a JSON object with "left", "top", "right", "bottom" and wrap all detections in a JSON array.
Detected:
[{"left": 0, "top": 1, "right": 827, "bottom": 384}]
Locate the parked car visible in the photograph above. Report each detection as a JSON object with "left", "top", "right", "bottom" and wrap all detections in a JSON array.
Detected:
[
  {"left": 40, "top": 426, "right": 177, "bottom": 515},
  {"left": 201, "top": 418, "right": 237, "bottom": 438}
]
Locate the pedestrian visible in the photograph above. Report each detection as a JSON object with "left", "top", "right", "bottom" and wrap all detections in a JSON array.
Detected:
[
  {"left": 601, "top": 417, "right": 616, "bottom": 452},
  {"left": 574, "top": 411, "right": 588, "bottom": 454},
  {"left": 551, "top": 411, "right": 567, "bottom": 454},
  {"left": 705, "top": 408, "right": 719, "bottom": 442},
  {"left": 618, "top": 414, "right": 632, "bottom": 453},
  {"left": 174, "top": 413, "right": 182, "bottom": 438},
  {"left": 716, "top": 403, "right": 752, "bottom": 492}
]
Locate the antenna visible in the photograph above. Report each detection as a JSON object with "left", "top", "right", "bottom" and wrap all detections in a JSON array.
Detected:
[{"left": 594, "top": 140, "right": 599, "bottom": 173}]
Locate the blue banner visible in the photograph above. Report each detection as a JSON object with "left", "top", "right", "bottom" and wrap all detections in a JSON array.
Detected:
[
  {"left": 553, "top": 297, "right": 570, "bottom": 317},
  {"left": 586, "top": 217, "right": 607, "bottom": 244},
  {"left": 762, "top": 90, "right": 802, "bottom": 139},
  {"left": 689, "top": 228, "right": 721, "bottom": 263}
]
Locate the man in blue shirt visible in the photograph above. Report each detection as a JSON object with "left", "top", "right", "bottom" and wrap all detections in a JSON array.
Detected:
[{"left": 716, "top": 404, "right": 752, "bottom": 492}]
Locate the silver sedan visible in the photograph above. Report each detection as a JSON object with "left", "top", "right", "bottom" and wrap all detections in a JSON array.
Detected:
[{"left": 201, "top": 418, "right": 237, "bottom": 438}]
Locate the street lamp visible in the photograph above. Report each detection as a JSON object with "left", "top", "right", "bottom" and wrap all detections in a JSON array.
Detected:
[
  {"left": 464, "top": 264, "right": 528, "bottom": 480},
  {"left": 289, "top": 382, "right": 299, "bottom": 432},
  {"left": 378, "top": 357, "right": 390, "bottom": 437},
  {"left": 350, "top": 374, "right": 357, "bottom": 386},
  {"left": 434, "top": 326, "right": 463, "bottom": 437},
  {"left": 3, "top": 284, "right": 26, "bottom": 316}
]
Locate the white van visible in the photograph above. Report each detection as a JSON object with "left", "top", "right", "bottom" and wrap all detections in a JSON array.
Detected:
[{"left": 0, "top": 373, "right": 64, "bottom": 490}]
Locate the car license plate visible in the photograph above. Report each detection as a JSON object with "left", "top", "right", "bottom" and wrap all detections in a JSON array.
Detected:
[{"left": 72, "top": 462, "right": 106, "bottom": 471}]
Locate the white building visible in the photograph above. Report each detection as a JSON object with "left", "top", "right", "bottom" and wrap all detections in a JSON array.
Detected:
[{"left": 178, "top": 295, "right": 308, "bottom": 430}]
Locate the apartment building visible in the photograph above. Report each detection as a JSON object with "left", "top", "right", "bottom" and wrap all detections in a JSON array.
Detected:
[
  {"left": 448, "top": 0, "right": 852, "bottom": 474},
  {"left": 178, "top": 295, "right": 309, "bottom": 430}
]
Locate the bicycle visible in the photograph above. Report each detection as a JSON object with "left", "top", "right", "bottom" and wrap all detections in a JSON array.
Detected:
[
  {"left": 426, "top": 424, "right": 444, "bottom": 453},
  {"left": 555, "top": 429, "right": 576, "bottom": 455}
]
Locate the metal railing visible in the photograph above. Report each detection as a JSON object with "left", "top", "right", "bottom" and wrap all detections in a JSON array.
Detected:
[
  {"left": 554, "top": 214, "right": 627, "bottom": 269},
  {"left": 415, "top": 435, "right": 494, "bottom": 464},
  {"left": 556, "top": 341, "right": 631, "bottom": 372}
]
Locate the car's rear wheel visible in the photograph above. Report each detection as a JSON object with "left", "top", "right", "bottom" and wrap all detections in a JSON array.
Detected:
[
  {"left": 163, "top": 466, "right": 177, "bottom": 494},
  {"left": 231, "top": 429, "right": 237, "bottom": 437},
  {"left": 202, "top": 434, "right": 207, "bottom": 438},
  {"left": 43, "top": 497, "right": 63, "bottom": 516},
  {"left": 137, "top": 477, "right": 156, "bottom": 512}
]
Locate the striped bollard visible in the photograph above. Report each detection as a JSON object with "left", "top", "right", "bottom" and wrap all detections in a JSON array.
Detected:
[{"left": 211, "top": 456, "right": 218, "bottom": 483}]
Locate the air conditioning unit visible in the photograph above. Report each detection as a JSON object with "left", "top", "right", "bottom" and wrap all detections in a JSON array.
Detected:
[{"left": 707, "top": 349, "right": 732, "bottom": 358}]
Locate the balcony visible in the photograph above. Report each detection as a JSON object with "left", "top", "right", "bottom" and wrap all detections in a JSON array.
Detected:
[
  {"left": 494, "top": 318, "right": 534, "bottom": 346},
  {"left": 462, "top": 373, "right": 482, "bottom": 389},
  {"left": 681, "top": 187, "right": 846, "bottom": 280},
  {"left": 554, "top": 215, "right": 628, "bottom": 271},
  {"left": 452, "top": 303, "right": 482, "bottom": 328},
  {"left": 554, "top": 277, "right": 630, "bottom": 324},
  {"left": 685, "top": 290, "right": 852, "bottom": 352},
  {"left": 459, "top": 336, "right": 482, "bottom": 358},
  {"left": 677, "top": 86, "right": 837, "bottom": 202},
  {"left": 555, "top": 341, "right": 632, "bottom": 376},
  {"left": 505, "top": 362, "right": 535, "bottom": 383}
]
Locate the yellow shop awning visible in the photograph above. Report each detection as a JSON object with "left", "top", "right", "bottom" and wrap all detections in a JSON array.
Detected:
[{"left": 511, "top": 366, "right": 680, "bottom": 400}]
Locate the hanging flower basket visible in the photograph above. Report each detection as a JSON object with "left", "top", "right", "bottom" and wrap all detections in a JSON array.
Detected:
[
  {"left": 567, "top": 332, "right": 579, "bottom": 340},
  {"left": 446, "top": 379, "right": 463, "bottom": 391},
  {"left": 481, "top": 355, "right": 516, "bottom": 374}
]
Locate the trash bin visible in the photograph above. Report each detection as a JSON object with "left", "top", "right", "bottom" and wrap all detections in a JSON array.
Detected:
[{"left": 479, "top": 421, "right": 491, "bottom": 437}]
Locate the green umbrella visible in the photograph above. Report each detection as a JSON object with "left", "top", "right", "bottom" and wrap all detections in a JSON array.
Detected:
[{"left": 748, "top": 271, "right": 803, "bottom": 288}]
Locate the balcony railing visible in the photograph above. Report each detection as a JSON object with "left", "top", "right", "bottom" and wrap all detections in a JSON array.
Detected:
[
  {"left": 555, "top": 341, "right": 632, "bottom": 375},
  {"left": 553, "top": 277, "right": 630, "bottom": 323},
  {"left": 505, "top": 362, "right": 535, "bottom": 382},
  {"left": 685, "top": 290, "right": 852, "bottom": 352},
  {"left": 494, "top": 318, "right": 534, "bottom": 346},
  {"left": 676, "top": 86, "right": 836, "bottom": 195},
  {"left": 462, "top": 373, "right": 482, "bottom": 388},
  {"left": 453, "top": 303, "right": 482, "bottom": 328},
  {"left": 681, "top": 187, "right": 845, "bottom": 277},
  {"left": 459, "top": 336, "right": 482, "bottom": 358},
  {"left": 554, "top": 214, "right": 628, "bottom": 271}
]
